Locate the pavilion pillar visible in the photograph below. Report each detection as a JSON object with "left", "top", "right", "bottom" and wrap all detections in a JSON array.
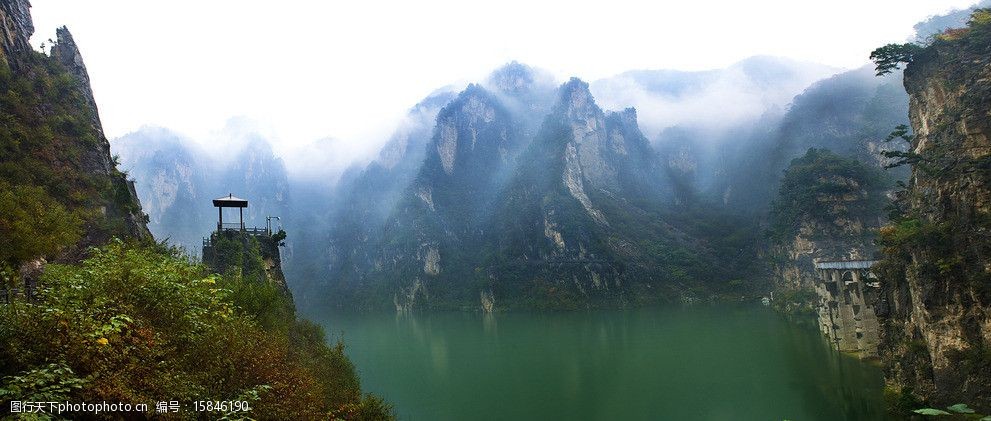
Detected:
[{"left": 213, "top": 194, "right": 248, "bottom": 232}]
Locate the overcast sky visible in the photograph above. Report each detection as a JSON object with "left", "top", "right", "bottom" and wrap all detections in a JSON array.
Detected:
[{"left": 29, "top": 0, "right": 978, "bottom": 158}]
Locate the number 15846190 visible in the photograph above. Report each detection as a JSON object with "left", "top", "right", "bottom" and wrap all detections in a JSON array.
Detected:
[{"left": 193, "top": 401, "right": 251, "bottom": 412}]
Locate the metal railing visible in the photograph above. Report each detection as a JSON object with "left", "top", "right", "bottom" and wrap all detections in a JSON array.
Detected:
[
  {"left": 1, "top": 287, "right": 36, "bottom": 304},
  {"left": 242, "top": 227, "right": 268, "bottom": 236},
  {"left": 203, "top": 227, "right": 271, "bottom": 248}
]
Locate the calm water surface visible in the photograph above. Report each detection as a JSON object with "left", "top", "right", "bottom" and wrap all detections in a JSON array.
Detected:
[{"left": 306, "top": 305, "right": 885, "bottom": 420}]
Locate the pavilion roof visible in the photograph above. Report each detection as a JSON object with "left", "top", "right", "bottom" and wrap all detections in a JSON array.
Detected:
[{"left": 212, "top": 194, "right": 248, "bottom": 208}]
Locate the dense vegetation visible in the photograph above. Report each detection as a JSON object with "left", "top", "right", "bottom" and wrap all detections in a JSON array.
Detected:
[
  {"left": 768, "top": 148, "right": 889, "bottom": 243},
  {"left": 714, "top": 64, "right": 909, "bottom": 214},
  {"left": 0, "top": 180, "right": 82, "bottom": 275},
  {"left": 0, "top": 46, "right": 145, "bottom": 284},
  {"left": 870, "top": 9, "right": 991, "bottom": 412},
  {"left": 763, "top": 148, "right": 890, "bottom": 314},
  {"left": 325, "top": 81, "right": 771, "bottom": 311},
  {"left": 484, "top": 105, "right": 764, "bottom": 307},
  {"left": 0, "top": 240, "right": 393, "bottom": 419},
  {"left": 873, "top": 7, "right": 991, "bottom": 329},
  {"left": 0, "top": 26, "right": 392, "bottom": 419},
  {"left": 207, "top": 231, "right": 269, "bottom": 284}
]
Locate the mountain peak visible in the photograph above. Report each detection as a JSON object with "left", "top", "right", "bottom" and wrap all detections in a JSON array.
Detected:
[
  {"left": 52, "top": 26, "right": 85, "bottom": 71},
  {"left": 487, "top": 61, "right": 535, "bottom": 96},
  {"left": 558, "top": 77, "right": 601, "bottom": 121},
  {"left": 561, "top": 77, "right": 591, "bottom": 96},
  {"left": 428, "top": 83, "right": 513, "bottom": 175},
  {"left": 51, "top": 26, "right": 102, "bottom": 130},
  {"left": 444, "top": 83, "right": 499, "bottom": 123},
  {"left": 460, "top": 82, "right": 490, "bottom": 98}
]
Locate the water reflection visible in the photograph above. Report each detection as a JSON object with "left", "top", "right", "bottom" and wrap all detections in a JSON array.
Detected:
[{"left": 309, "top": 306, "right": 885, "bottom": 420}]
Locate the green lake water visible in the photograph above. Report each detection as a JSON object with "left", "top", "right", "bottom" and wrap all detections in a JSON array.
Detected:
[{"left": 307, "top": 305, "right": 886, "bottom": 420}]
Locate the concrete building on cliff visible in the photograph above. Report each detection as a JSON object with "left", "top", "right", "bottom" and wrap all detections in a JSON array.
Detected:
[{"left": 812, "top": 260, "right": 881, "bottom": 358}]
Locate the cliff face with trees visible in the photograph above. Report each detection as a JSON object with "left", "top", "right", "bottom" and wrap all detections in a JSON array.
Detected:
[
  {"left": 323, "top": 73, "right": 764, "bottom": 311},
  {"left": 767, "top": 149, "right": 889, "bottom": 311},
  {"left": 873, "top": 9, "right": 991, "bottom": 411},
  {"left": 0, "top": 0, "right": 149, "bottom": 283},
  {"left": 0, "top": 2, "right": 393, "bottom": 417},
  {"left": 203, "top": 229, "right": 291, "bottom": 297}
]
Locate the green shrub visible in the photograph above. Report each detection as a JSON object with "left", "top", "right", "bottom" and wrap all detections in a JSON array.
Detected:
[
  {"left": 1, "top": 48, "right": 143, "bottom": 259},
  {"left": 768, "top": 148, "right": 888, "bottom": 243},
  {"left": 0, "top": 180, "right": 82, "bottom": 275},
  {"left": 0, "top": 240, "right": 392, "bottom": 419}
]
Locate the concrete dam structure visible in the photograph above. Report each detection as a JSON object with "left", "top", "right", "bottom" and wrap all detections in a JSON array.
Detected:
[{"left": 813, "top": 260, "right": 881, "bottom": 358}]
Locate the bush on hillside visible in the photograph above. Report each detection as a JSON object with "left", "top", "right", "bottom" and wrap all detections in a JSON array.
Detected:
[{"left": 0, "top": 240, "right": 393, "bottom": 419}]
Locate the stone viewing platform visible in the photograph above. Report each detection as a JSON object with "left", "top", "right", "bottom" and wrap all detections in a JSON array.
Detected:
[{"left": 200, "top": 193, "right": 289, "bottom": 294}]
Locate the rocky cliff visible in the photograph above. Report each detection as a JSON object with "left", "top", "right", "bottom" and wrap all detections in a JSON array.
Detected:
[
  {"left": 720, "top": 66, "right": 909, "bottom": 212},
  {"left": 112, "top": 127, "right": 294, "bottom": 257},
  {"left": 875, "top": 11, "right": 991, "bottom": 411},
  {"left": 0, "top": 0, "right": 31, "bottom": 69},
  {"left": 321, "top": 71, "right": 762, "bottom": 311},
  {"left": 0, "top": 0, "right": 149, "bottom": 272},
  {"left": 112, "top": 128, "right": 210, "bottom": 252},
  {"left": 309, "top": 89, "right": 454, "bottom": 306},
  {"left": 202, "top": 229, "right": 291, "bottom": 296},
  {"left": 486, "top": 78, "right": 691, "bottom": 307},
  {"left": 592, "top": 56, "right": 841, "bottom": 206},
  {"left": 369, "top": 82, "right": 526, "bottom": 310},
  {"left": 768, "top": 149, "right": 889, "bottom": 306},
  {"left": 50, "top": 27, "right": 101, "bottom": 130}
]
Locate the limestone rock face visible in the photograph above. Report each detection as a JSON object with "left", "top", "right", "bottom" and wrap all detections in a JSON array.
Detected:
[
  {"left": 423, "top": 246, "right": 441, "bottom": 276},
  {"left": 393, "top": 278, "right": 427, "bottom": 312},
  {"left": 0, "top": 0, "right": 33, "bottom": 68},
  {"left": 437, "top": 121, "right": 459, "bottom": 174},
  {"left": 562, "top": 78, "right": 619, "bottom": 192},
  {"left": 48, "top": 25, "right": 152, "bottom": 243},
  {"left": 563, "top": 141, "right": 607, "bottom": 225},
  {"left": 377, "top": 91, "right": 456, "bottom": 171},
  {"left": 367, "top": 76, "right": 703, "bottom": 309},
  {"left": 554, "top": 79, "right": 671, "bottom": 224},
  {"left": 113, "top": 128, "right": 211, "bottom": 252},
  {"left": 875, "top": 23, "right": 991, "bottom": 411},
  {"left": 773, "top": 224, "right": 875, "bottom": 292},
  {"left": 368, "top": 84, "right": 522, "bottom": 307},
  {"left": 313, "top": 90, "right": 454, "bottom": 308},
  {"left": 51, "top": 27, "right": 102, "bottom": 131},
  {"left": 319, "top": 69, "right": 736, "bottom": 310},
  {"left": 772, "top": 182, "right": 882, "bottom": 291},
  {"left": 0, "top": 2, "right": 150, "bottom": 250},
  {"left": 429, "top": 85, "right": 511, "bottom": 178}
]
